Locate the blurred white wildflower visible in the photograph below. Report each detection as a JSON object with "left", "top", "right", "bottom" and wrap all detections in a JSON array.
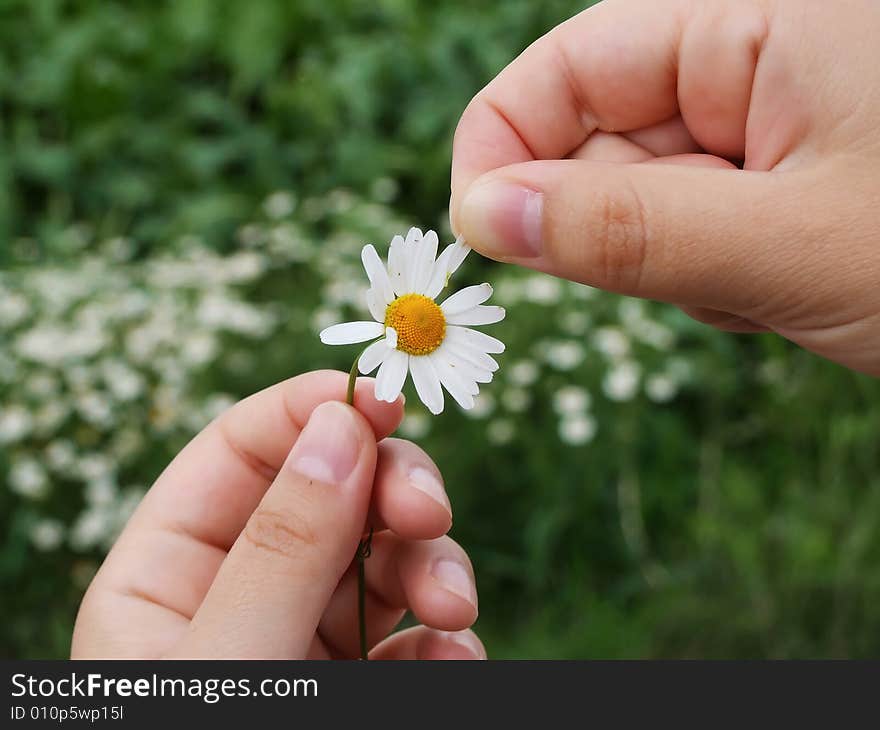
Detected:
[
  {"left": 15, "top": 325, "right": 105, "bottom": 365},
  {"left": 181, "top": 333, "right": 218, "bottom": 367},
  {"left": 0, "top": 292, "right": 30, "bottom": 327},
  {"left": 487, "top": 418, "right": 515, "bottom": 446},
  {"left": 46, "top": 440, "right": 77, "bottom": 471},
  {"left": 553, "top": 385, "right": 592, "bottom": 415},
  {"left": 558, "top": 413, "right": 597, "bottom": 445},
  {"left": 543, "top": 340, "right": 586, "bottom": 371},
  {"left": 32, "top": 401, "right": 70, "bottom": 434},
  {"left": 559, "top": 310, "right": 591, "bottom": 336},
  {"left": 85, "top": 478, "right": 118, "bottom": 507},
  {"left": 102, "top": 360, "right": 145, "bottom": 401},
  {"left": 524, "top": 274, "right": 563, "bottom": 304},
  {"left": 508, "top": 360, "right": 540, "bottom": 387},
  {"left": 603, "top": 361, "right": 642, "bottom": 402},
  {"left": 76, "top": 392, "right": 115, "bottom": 428},
  {"left": 0, "top": 405, "right": 33, "bottom": 444},
  {"left": 398, "top": 412, "right": 431, "bottom": 439},
  {"left": 76, "top": 454, "right": 114, "bottom": 484},
  {"left": 494, "top": 278, "right": 524, "bottom": 306},
  {"left": 30, "top": 519, "right": 65, "bottom": 552},
  {"left": 501, "top": 388, "right": 531, "bottom": 413},
  {"left": 103, "top": 236, "right": 135, "bottom": 262},
  {"left": 595, "top": 327, "right": 631, "bottom": 360},
  {"left": 645, "top": 374, "right": 678, "bottom": 403},
  {"left": 9, "top": 459, "right": 49, "bottom": 499},
  {"left": 263, "top": 190, "right": 297, "bottom": 220},
  {"left": 25, "top": 373, "right": 60, "bottom": 398},
  {"left": 370, "top": 177, "right": 399, "bottom": 203},
  {"left": 312, "top": 307, "right": 343, "bottom": 333},
  {"left": 569, "top": 283, "right": 597, "bottom": 300},
  {"left": 466, "top": 391, "right": 496, "bottom": 419},
  {"left": 69, "top": 507, "right": 114, "bottom": 552}
]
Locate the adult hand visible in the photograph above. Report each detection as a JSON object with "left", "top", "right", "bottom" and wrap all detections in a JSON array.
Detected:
[
  {"left": 72, "top": 371, "right": 484, "bottom": 659},
  {"left": 451, "top": 0, "right": 880, "bottom": 375}
]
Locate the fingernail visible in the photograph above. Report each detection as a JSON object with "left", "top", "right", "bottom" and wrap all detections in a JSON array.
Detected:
[
  {"left": 289, "top": 402, "right": 360, "bottom": 485},
  {"left": 442, "top": 631, "right": 487, "bottom": 660},
  {"left": 409, "top": 466, "right": 452, "bottom": 517},
  {"left": 459, "top": 182, "right": 543, "bottom": 259},
  {"left": 431, "top": 559, "right": 477, "bottom": 609}
]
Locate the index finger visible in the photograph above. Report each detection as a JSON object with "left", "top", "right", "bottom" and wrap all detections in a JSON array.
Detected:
[{"left": 450, "top": 0, "right": 764, "bottom": 227}]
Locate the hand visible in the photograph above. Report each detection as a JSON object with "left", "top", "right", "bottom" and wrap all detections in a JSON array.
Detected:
[
  {"left": 72, "top": 371, "right": 484, "bottom": 660},
  {"left": 451, "top": 0, "right": 880, "bottom": 376}
]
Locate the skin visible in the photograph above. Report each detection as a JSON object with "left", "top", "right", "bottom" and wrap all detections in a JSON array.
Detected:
[
  {"left": 451, "top": 0, "right": 880, "bottom": 376},
  {"left": 73, "top": 371, "right": 485, "bottom": 660}
]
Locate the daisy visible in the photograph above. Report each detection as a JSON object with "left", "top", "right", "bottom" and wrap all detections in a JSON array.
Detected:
[{"left": 319, "top": 228, "right": 506, "bottom": 414}]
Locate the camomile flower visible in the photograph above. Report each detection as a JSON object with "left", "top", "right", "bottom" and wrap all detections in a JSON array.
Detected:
[{"left": 319, "top": 228, "right": 506, "bottom": 414}]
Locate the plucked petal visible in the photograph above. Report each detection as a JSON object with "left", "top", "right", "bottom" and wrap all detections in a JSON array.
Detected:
[
  {"left": 445, "top": 305, "right": 506, "bottom": 326},
  {"left": 358, "top": 339, "right": 391, "bottom": 374},
  {"left": 445, "top": 325, "right": 506, "bottom": 354},
  {"left": 447, "top": 236, "right": 471, "bottom": 276},
  {"left": 424, "top": 244, "right": 455, "bottom": 299},
  {"left": 361, "top": 245, "right": 394, "bottom": 304},
  {"left": 320, "top": 321, "right": 384, "bottom": 345},
  {"left": 375, "top": 349, "right": 409, "bottom": 402},
  {"left": 424, "top": 237, "right": 470, "bottom": 299},
  {"left": 440, "top": 283, "right": 493, "bottom": 316},
  {"left": 409, "top": 355, "right": 444, "bottom": 415}
]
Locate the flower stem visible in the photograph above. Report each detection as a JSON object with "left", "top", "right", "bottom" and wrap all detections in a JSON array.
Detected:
[{"left": 346, "top": 352, "right": 371, "bottom": 661}]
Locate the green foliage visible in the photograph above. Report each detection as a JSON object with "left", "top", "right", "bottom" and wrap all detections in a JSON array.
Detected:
[{"left": 3, "top": 0, "right": 880, "bottom": 660}]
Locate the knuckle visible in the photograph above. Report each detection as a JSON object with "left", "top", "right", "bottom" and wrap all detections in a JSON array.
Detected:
[
  {"left": 244, "top": 507, "right": 319, "bottom": 560},
  {"left": 588, "top": 181, "right": 653, "bottom": 292}
]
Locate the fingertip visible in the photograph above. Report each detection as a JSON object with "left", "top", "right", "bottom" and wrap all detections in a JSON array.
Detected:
[
  {"left": 374, "top": 439, "right": 452, "bottom": 541},
  {"left": 418, "top": 629, "right": 487, "bottom": 660}
]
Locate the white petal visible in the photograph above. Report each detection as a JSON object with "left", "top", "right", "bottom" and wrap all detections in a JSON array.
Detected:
[
  {"left": 424, "top": 244, "right": 455, "bottom": 299},
  {"left": 424, "top": 237, "right": 470, "bottom": 299},
  {"left": 441, "top": 347, "right": 493, "bottom": 384},
  {"left": 388, "top": 234, "right": 410, "bottom": 296},
  {"left": 405, "top": 227, "right": 423, "bottom": 246},
  {"left": 358, "top": 339, "right": 391, "bottom": 374},
  {"left": 440, "top": 283, "right": 493, "bottom": 316},
  {"left": 361, "top": 245, "right": 394, "bottom": 304},
  {"left": 410, "top": 229, "right": 439, "bottom": 295},
  {"left": 409, "top": 355, "right": 444, "bottom": 415},
  {"left": 320, "top": 321, "right": 384, "bottom": 345},
  {"left": 445, "top": 305, "right": 506, "bottom": 326},
  {"left": 375, "top": 349, "right": 409, "bottom": 402},
  {"left": 446, "top": 342, "right": 499, "bottom": 372},
  {"left": 447, "top": 236, "right": 471, "bottom": 275},
  {"left": 385, "top": 326, "right": 398, "bottom": 349},
  {"left": 432, "top": 354, "right": 475, "bottom": 409},
  {"left": 446, "top": 325, "right": 506, "bottom": 354},
  {"left": 366, "top": 288, "right": 387, "bottom": 323}
]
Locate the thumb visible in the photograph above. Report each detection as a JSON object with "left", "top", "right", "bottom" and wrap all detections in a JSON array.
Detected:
[
  {"left": 455, "top": 159, "right": 815, "bottom": 316},
  {"left": 173, "top": 401, "right": 375, "bottom": 658}
]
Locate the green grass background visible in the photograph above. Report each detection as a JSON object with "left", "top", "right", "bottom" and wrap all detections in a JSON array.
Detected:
[{"left": 2, "top": 0, "right": 880, "bottom": 658}]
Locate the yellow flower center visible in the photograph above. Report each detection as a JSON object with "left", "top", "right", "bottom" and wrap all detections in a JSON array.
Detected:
[{"left": 384, "top": 294, "right": 446, "bottom": 356}]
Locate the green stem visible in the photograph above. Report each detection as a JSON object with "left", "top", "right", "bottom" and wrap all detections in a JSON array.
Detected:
[{"left": 346, "top": 352, "right": 372, "bottom": 661}]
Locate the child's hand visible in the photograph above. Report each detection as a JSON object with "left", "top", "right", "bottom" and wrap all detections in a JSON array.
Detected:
[
  {"left": 451, "top": 0, "right": 880, "bottom": 376},
  {"left": 72, "top": 371, "right": 484, "bottom": 660}
]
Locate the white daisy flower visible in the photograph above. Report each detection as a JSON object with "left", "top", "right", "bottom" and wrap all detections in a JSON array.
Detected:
[{"left": 319, "top": 228, "right": 506, "bottom": 414}]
